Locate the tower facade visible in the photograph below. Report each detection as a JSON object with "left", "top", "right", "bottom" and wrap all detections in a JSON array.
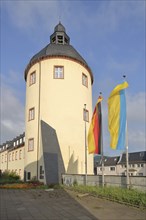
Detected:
[{"left": 24, "top": 23, "right": 94, "bottom": 184}]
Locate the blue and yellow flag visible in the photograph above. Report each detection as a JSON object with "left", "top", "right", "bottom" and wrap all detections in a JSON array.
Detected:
[{"left": 108, "top": 81, "right": 129, "bottom": 150}]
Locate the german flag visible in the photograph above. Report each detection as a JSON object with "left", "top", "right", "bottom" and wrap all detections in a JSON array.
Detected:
[{"left": 88, "top": 96, "right": 103, "bottom": 154}]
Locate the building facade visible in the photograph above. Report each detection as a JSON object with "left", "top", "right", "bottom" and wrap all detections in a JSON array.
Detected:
[
  {"left": 0, "top": 133, "right": 25, "bottom": 180},
  {"left": 95, "top": 151, "right": 146, "bottom": 176},
  {"left": 0, "top": 22, "right": 94, "bottom": 184}
]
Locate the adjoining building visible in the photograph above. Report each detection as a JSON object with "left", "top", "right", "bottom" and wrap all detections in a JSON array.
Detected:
[
  {"left": 0, "top": 22, "right": 94, "bottom": 184},
  {"left": 0, "top": 133, "right": 25, "bottom": 179},
  {"left": 95, "top": 151, "right": 146, "bottom": 176}
]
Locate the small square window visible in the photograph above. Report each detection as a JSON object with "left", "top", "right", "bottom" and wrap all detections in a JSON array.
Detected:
[
  {"left": 28, "top": 138, "right": 34, "bottom": 151},
  {"left": 110, "top": 167, "right": 115, "bottom": 171},
  {"left": 54, "top": 66, "right": 64, "bottom": 79},
  {"left": 30, "top": 71, "right": 36, "bottom": 85},
  {"left": 5, "top": 154, "right": 7, "bottom": 162},
  {"left": 9, "top": 153, "right": 11, "bottom": 161},
  {"left": 29, "top": 108, "right": 35, "bottom": 121},
  {"left": 15, "top": 151, "right": 17, "bottom": 160},
  {"left": 12, "top": 152, "right": 14, "bottom": 161},
  {"left": 83, "top": 108, "right": 89, "bottom": 122},
  {"left": 82, "top": 73, "right": 88, "bottom": 87},
  {"left": 19, "top": 150, "right": 22, "bottom": 160}
]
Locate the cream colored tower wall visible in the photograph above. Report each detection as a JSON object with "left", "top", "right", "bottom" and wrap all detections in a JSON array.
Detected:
[
  {"left": 43, "top": 58, "right": 93, "bottom": 174},
  {"left": 40, "top": 58, "right": 93, "bottom": 174},
  {"left": 25, "top": 63, "right": 40, "bottom": 178},
  {"left": 25, "top": 57, "right": 94, "bottom": 177}
]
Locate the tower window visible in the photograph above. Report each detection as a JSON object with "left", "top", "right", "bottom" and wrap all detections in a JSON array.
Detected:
[
  {"left": 82, "top": 73, "right": 88, "bottom": 87},
  {"left": 83, "top": 108, "right": 89, "bottom": 122},
  {"left": 30, "top": 71, "right": 36, "bottom": 86},
  {"left": 57, "top": 35, "right": 63, "bottom": 44},
  {"left": 65, "top": 38, "right": 68, "bottom": 44},
  {"left": 28, "top": 138, "right": 34, "bottom": 151},
  {"left": 54, "top": 66, "right": 64, "bottom": 79},
  {"left": 52, "top": 36, "right": 56, "bottom": 43},
  {"left": 29, "top": 107, "right": 35, "bottom": 121}
]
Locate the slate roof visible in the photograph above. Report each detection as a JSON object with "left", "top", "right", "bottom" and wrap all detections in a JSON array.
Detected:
[
  {"left": 0, "top": 132, "right": 25, "bottom": 152},
  {"left": 95, "top": 151, "right": 146, "bottom": 167},
  {"left": 24, "top": 23, "right": 93, "bottom": 83},
  {"left": 96, "top": 156, "right": 120, "bottom": 167},
  {"left": 118, "top": 151, "right": 146, "bottom": 164}
]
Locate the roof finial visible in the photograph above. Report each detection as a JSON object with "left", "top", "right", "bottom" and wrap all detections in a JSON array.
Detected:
[{"left": 59, "top": 14, "right": 61, "bottom": 24}]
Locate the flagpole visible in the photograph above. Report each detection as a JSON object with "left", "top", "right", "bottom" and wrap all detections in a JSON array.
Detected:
[
  {"left": 84, "top": 104, "right": 87, "bottom": 186},
  {"left": 100, "top": 92, "right": 104, "bottom": 187},
  {"left": 123, "top": 75, "right": 129, "bottom": 189},
  {"left": 101, "top": 138, "right": 104, "bottom": 187}
]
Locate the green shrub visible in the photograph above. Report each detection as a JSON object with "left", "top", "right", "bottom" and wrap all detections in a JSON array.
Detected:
[{"left": 0, "top": 170, "right": 21, "bottom": 184}]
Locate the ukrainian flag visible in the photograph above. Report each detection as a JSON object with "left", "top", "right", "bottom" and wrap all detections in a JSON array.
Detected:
[{"left": 108, "top": 81, "right": 129, "bottom": 150}]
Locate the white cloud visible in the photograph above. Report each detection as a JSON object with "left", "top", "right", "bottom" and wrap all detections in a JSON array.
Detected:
[
  {"left": 2, "top": 1, "right": 60, "bottom": 32},
  {"left": 2, "top": 1, "right": 144, "bottom": 36},
  {"left": 0, "top": 71, "right": 25, "bottom": 144}
]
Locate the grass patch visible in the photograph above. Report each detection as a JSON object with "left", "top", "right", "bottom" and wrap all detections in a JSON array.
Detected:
[{"left": 65, "top": 185, "right": 146, "bottom": 208}]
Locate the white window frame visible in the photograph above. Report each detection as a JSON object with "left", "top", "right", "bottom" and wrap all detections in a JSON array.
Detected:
[
  {"left": 19, "top": 149, "right": 22, "bottom": 160},
  {"left": 82, "top": 73, "right": 88, "bottom": 87},
  {"left": 30, "top": 71, "right": 36, "bottom": 86},
  {"left": 15, "top": 151, "right": 17, "bottom": 160},
  {"left": 54, "top": 66, "right": 64, "bottom": 79},
  {"left": 28, "top": 138, "right": 34, "bottom": 151},
  {"left": 29, "top": 107, "right": 35, "bottom": 121}
]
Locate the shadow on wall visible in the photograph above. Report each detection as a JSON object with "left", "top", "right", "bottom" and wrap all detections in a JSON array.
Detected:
[
  {"left": 67, "top": 153, "right": 78, "bottom": 174},
  {"left": 24, "top": 161, "right": 37, "bottom": 181},
  {"left": 41, "top": 120, "right": 65, "bottom": 185}
]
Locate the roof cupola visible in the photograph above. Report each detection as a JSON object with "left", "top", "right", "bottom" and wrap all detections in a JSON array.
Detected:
[{"left": 50, "top": 22, "right": 70, "bottom": 45}]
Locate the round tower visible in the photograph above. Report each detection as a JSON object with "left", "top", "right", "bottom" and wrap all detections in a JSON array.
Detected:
[{"left": 24, "top": 22, "right": 94, "bottom": 184}]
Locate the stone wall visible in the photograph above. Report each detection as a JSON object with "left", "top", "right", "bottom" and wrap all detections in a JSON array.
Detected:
[{"left": 62, "top": 174, "right": 146, "bottom": 192}]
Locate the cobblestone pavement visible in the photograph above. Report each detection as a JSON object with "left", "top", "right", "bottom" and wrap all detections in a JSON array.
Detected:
[{"left": 0, "top": 189, "right": 145, "bottom": 220}]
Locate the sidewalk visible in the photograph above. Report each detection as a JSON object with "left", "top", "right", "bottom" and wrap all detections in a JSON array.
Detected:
[{"left": 0, "top": 188, "right": 145, "bottom": 220}]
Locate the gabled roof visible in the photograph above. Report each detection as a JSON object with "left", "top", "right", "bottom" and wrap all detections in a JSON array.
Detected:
[
  {"left": 0, "top": 132, "right": 25, "bottom": 152},
  {"left": 96, "top": 156, "right": 120, "bottom": 167},
  {"left": 118, "top": 151, "right": 146, "bottom": 164}
]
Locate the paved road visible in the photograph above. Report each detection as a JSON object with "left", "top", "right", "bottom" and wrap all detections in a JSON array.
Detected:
[{"left": 0, "top": 189, "right": 145, "bottom": 220}]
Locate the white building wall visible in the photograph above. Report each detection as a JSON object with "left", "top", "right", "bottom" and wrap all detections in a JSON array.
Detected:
[{"left": 0, "top": 146, "right": 25, "bottom": 180}]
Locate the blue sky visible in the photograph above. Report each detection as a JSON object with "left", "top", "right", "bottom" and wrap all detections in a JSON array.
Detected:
[{"left": 0, "top": 1, "right": 145, "bottom": 156}]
